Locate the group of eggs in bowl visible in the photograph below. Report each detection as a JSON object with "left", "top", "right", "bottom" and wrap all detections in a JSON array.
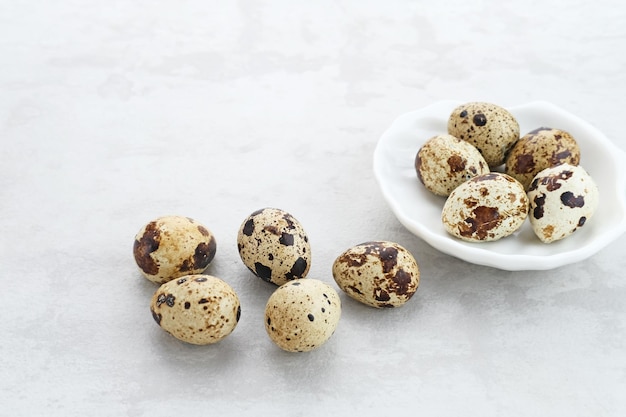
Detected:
[{"left": 373, "top": 101, "right": 626, "bottom": 270}]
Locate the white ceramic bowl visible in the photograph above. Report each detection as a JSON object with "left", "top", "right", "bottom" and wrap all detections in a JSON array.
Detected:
[{"left": 373, "top": 101, "right": 626, "bottom": 270}]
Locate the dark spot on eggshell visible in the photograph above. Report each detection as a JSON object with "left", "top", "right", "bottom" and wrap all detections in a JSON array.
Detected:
[
  {"left": 515, "top": 154, "right": 535, "bottom": 174},
  {"left": 415, "top": 152, "right": 424, "bottom": 184},
  {"left": 236, "top": 306, "right": 241, "bottom": 322},
  {"left": 459, "top": 110, "right": 468, "bottom": 118},
  {"left": 133, "top": 221, "right": 161, "bottom": 275},
  {"left": 308, "top": 314, "right": 315, "bottom": 321},
  {"left": 267, "top": 317, "right": 271, "bottom": 326},
  {"left": 459, "top": 206, "right": 501, "bottom": 240},
  {"left": 264, "top": 225, "right": 280, "bottom": 235},
  {"left": 198, "top": 298, "right": 209, "bottom": 304},
  {"left": 184, "top": 302, "right": 191, "bottom": 309},
  {"left": 447, "top": 155, "right": 466, "bottom": 173},
  {"left": 578, "top": 217, "right": 587, "bottom": 227},
  {"left": 255, "top": 262, "right": 272, "bottom": 282},
  {"left": 472, "top": 172, "right": 500, "bottom": 182},
  {"left": 242, "top": 219, "right": 255, "bottom": 236},
  {"left": 285, "top": 257, "right": 308, "bottom": 280},
  {"left": 374, "top": 289, "right": 391, "bottom": 302},
  {"left": 379, "top": 246, "right": 398, "bottom": 274},
  {"left": 291, "top": 281, "right": 301, "bottom": 286},
  {"left": 553, "top": 149, "right": 573, "bottom": 164},
  {"left": 279, "top": 233, "right": 294, "bottom": 246},
  {"left": 156, "top": 293, "right": 175, "bottom": 307},
  {"left": 176, "top": 277, "right": 187, "bottom": 285},
  {"left": 151, "top": 309, "right": 162, "bottom": 325},
  {"left": 473, "top": 113, "right": 487, "bottom": 126},
  {"left": 197, "top": 225, "right": 210, "bottom": 236},
  {"left": 391, "top": 269, "right": 412, "bottom": 296},
  {"left": 347, "top": 285, "right": 363, "bottom": 295},
  {"left": 561, "top": 192, "right": 585, "bottom": 208},
  {"left": 538, "top": 170, "right": 574, "bottom": 191},
  {"left": 194, "top": 277, "right": 208, "bottom": 282},
  {"left": 282, "top": 213, "right": 297, "bottom": 229},
  {"left": 533, "top": 194, "right": 546, "bottom": 219}
]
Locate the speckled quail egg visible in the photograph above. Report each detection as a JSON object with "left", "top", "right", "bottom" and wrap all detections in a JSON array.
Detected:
[
  {"left": 415, "top": 134, "right": 489, "bottom": 196},
  {"left": 505, "top": 127, "right": 581, "bottom": 190},
  {"left": 442, "top": 172, "right": 529, "bottom": 242},
  {"left": 237, "top": 208, "right": 311, "bottom": 286},
  {"left": 150, "top": 275, "right": 240, "bottom": 345},
  {"left": 527, "top": 163, "right": 599, "bottom": 243},
  {"left": 133, "top": 215, "right": 217, "bottom": 284},
  {"left": 332, "top": 241, "right": 420, "bottom": 308},
  {"left": 447, "top": 102, "right": 520, "bottom": 168},
  {"left": 265, "top": 279, "right": 341, "bottom": 352}
]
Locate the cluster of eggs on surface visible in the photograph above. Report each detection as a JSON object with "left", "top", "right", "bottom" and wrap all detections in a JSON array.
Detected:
[
  {"left": 133, "top": 211, "right": 422, "bottom": 352},
  {"left": 415, "top": 102, "right": 598, "bottom": 243}
]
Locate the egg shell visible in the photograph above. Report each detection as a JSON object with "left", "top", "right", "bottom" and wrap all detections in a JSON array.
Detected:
[
  {"left": 527, "top": 163, "right": 599, "bottom": 243},
  {"left": 447, "top": 102, "right": 520, "bottom": 168},
  {"left": 505, "top": 127, "right": 581, "bottom": 190},
  {"left": 150, "top": 275, "right": 241, "bottom": 345},
  {"left": 332, "top": 241, "right": 420, "bottom": 308},
  {"left": 133, "top": 215, "right": 217, "bottom": 284},
  {"left": 442, "top": 172, "right": 529, "bottom": 242},
  {"left": 237, "top": 208, "right": 311, "bottom": 286},
  {"left": 415, "top": 134, "right": 489, "bottom": 196},
  {"left": 265, "top": 279, "right": 341, "bottom": 352}
]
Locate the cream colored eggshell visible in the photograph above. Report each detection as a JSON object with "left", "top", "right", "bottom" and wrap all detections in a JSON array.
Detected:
[
  {"left": 442, "top": 173, "right": 529, "bottom": 242},
  {"left": 264, "top": 279, "right": 341, "bottom": 352},
  {"left": 237, "top": 208, "right": 311, "bottom": 286},
  {"left": 415, "top": 134, "right": 489, "bottom": 196},
  {"left": 133, "top": 215, "right": 217, "bottom": 284},
  {"left": 447, "top": 102, "right": 520, "bottom": 168},
  {"left": 527, "top": 163, "right": 599, "bottom": 243},
  {"left": 505, "top": 127, "right": 580, "bottom": 190},
  {"left": 150, "top": 275, "right": 240, "bottom": 345},
  {"left": 332, "top": 241, "right": 420, "bottom": 308}
]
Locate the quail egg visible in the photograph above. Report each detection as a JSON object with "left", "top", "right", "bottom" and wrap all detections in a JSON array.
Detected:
[
  {"left": 265, "top": 279, "right": 341, "bottom": 352},
  {"left": 332, "top": 241, "right": 420, "bottom": 308},
  {"left": 442, "top": 172, "right": 529, "bottom": 242},
  {"left": 447, "top": 102, "right": 520, "bottom": 168},
  {"left": 505, "top": 127, "right": 581, "bottom": 190},
  {"left": 237, "top": 208, "right": 311, "bottom": 286},
  {"left": 415, "top": 134, "right": 489, "bottom": 196},
  {"left": 133, "top": 215, "right": 217, "bottom": 284},
  {"left": 527, "top": 163, "right": 599, "bottom": 243},
  {"left": 150, "top": 275, "right": 241, "bottom": 345}
]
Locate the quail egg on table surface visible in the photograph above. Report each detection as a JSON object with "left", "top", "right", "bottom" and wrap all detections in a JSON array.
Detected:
[
  {"left": 505, "top": 127, "right": 581, "bottom": 190},
  {"left": 133, "top": 215, "right": 217, "bottom": 284},
  {"left": 448, "top": 102, "right": 520, "bottom": 168},
  {"left": 265, "top": 279, "right": 341, "bottom": 352},
  {"left": 527, "top": 163, "right": 599, "bottom": 243},
  {"left": 150, "top": 275, "right": 241, "bottom": 345},
  {"left": 442, "top": 172, "right": 529, "bottom": 242},
  {"left": 332, "top": 241, "right": 420, "bottom": 308},
  {"left": 415, "top": 134, "right": 489, "bottom": 196},
  {"left": 237, "top": 208, "right": 311, "bottom": 286}
]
